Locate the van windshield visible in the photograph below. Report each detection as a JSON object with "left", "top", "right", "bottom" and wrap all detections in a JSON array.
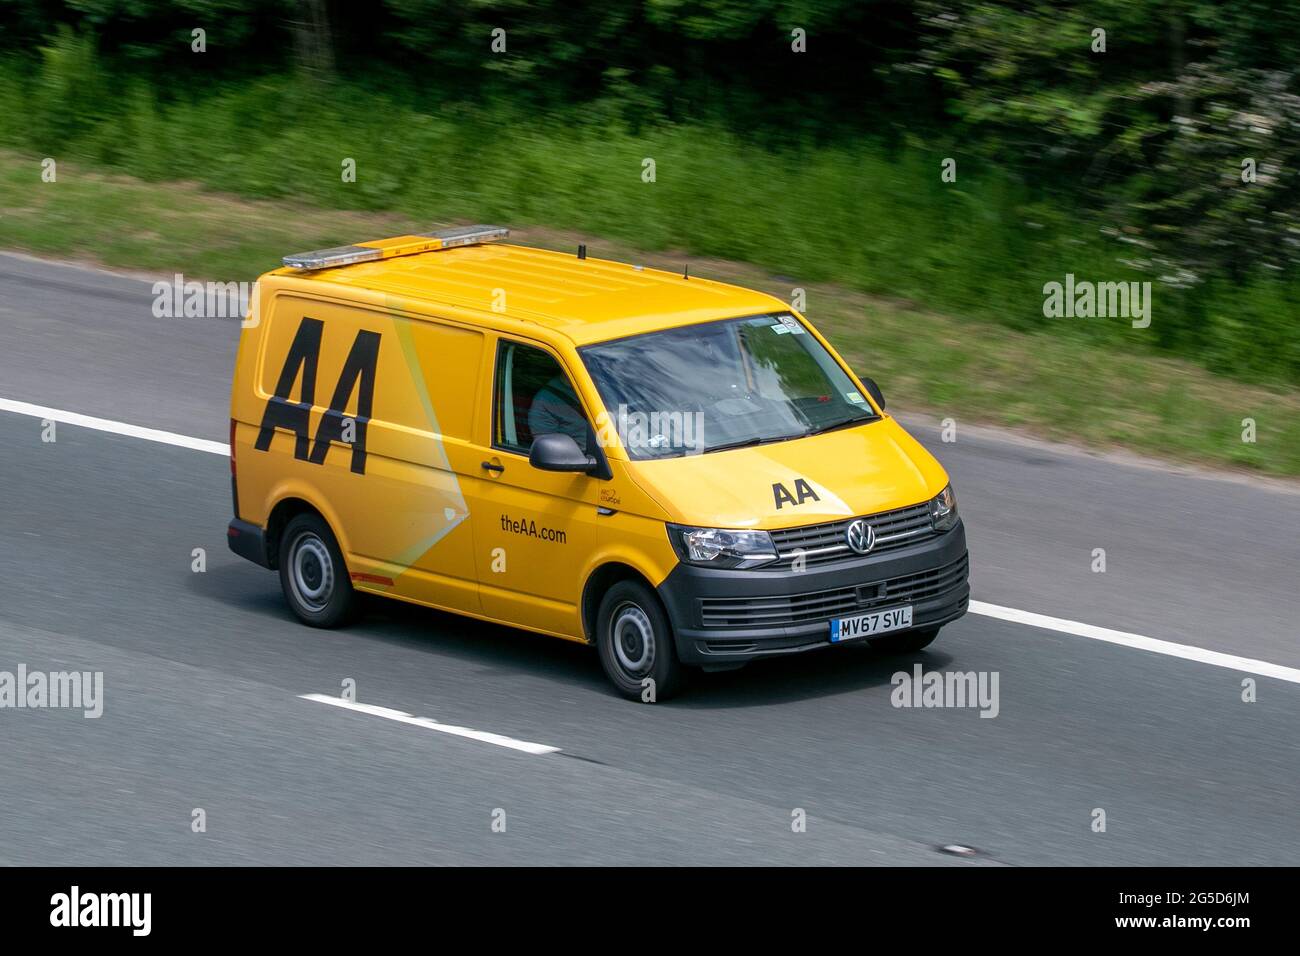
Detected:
[{"left": 578, "top": 313, "right": 879, "bottom": 460}]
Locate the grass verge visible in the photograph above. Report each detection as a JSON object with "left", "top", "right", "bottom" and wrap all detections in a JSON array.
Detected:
[
  {"left": 3, "top": 51, "right": 1297, "bottom": 388},
  {"left": 1, "top": 149, "right": 1297, "bottom": 477}
]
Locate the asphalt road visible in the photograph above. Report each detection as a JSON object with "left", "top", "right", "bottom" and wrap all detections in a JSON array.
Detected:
[{"left": 0, "top": 252, "right": 1297, "bottom": 865}]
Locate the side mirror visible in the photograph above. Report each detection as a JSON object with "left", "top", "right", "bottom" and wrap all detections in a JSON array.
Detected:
[
  {"left": 529, "top": 433, "right": 597, "bottom": 473},
  {"left": 861, "top": 377, "right": 886, "bottom": 411}
]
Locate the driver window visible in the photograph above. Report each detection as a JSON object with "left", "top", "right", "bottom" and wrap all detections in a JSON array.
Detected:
[{"left": 493, "top": 340, "right": 590, "bottom": 455}]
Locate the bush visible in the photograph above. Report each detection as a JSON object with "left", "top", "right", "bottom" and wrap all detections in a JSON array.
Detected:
[{"left": 0, "top": 36, "right": 1295, "bottom": 386}]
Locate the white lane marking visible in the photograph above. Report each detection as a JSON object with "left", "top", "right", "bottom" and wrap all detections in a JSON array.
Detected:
[
  {"left": 970, "top": 601, "right": 1300, "bottom": 685},
  {"left": 5, "top": 397, "right": 1298, "bottom": 687},
  {"left": 299, "top": 694, "right": 561, "bottom": 755},
  {"left": 0, "top": 398, "right": 228, "bottom": 456}
]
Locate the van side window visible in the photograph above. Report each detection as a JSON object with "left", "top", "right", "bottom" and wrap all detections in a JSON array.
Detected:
[{"left": 494, "top": 341, "right": 590, "bottom": 454}]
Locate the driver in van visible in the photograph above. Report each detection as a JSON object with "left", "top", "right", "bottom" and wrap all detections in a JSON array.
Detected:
[{"left": 528, "top": 374, "right": 590, "bottom": 453}]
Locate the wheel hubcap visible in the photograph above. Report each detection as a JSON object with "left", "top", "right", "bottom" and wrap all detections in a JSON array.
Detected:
[
  {"left": 289, "top": 532, "right": 334, "bottom": 613},
  {"left": 611, "top": 603, "right": 654, "bottom": 675}
]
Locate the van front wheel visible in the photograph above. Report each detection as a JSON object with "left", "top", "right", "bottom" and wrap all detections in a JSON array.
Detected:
[
  {"left": 278, "top": 513, "right": 358, "bottom": 628},
  {"left": 596, "top": 581, "right": 683, "bottom": 702}
]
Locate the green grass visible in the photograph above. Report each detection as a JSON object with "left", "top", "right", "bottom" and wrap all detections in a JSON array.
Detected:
[
  {"left": 1, "top": 150, "right": 1297, "bottom": 477},
  {"left": 0, "top": 42, "right": 1296, "bottom": 388}
]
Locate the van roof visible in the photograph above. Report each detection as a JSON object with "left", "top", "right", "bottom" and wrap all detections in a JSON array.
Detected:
[{"left": 273, "top": 242, "right": 785, "bottom": 346}]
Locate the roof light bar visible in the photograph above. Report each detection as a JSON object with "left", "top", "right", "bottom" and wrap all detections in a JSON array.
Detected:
[
  {"left": 282, "top": 244, "right": 383, "bottom": 271},
  {"left": 282, "top": 225, "right": 509, "bottom": 271},
  {"left": 419, "top": 225, "right": 510, "bottom": 248}
]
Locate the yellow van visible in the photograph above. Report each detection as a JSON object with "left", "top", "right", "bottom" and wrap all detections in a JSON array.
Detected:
[{"left": 227, "top": 226, "right": 968, "bottom": 700}]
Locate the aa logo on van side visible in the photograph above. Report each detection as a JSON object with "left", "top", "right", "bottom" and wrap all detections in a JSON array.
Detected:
[{"left": 255, "top": 317, "right": 380, "bottom": 474}]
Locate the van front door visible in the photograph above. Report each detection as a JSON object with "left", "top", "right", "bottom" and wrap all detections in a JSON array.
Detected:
[{"left": 468, "top": 337, "right": 603, "bottom": 639}]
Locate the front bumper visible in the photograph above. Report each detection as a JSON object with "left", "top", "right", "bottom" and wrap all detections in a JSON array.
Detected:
[{"left": 658, "top": 521, "right": 968, "bottom": 667}]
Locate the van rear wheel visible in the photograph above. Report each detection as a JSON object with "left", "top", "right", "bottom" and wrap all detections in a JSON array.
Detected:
[
  {"left": 596, "top": 580, "right": 683, "bottom": 702},
  {"left": 278, "top": 513, "right": 358, "bottom": 628},
  {"left": 869, "top": 626, "right": 940, "bottom": 654}
]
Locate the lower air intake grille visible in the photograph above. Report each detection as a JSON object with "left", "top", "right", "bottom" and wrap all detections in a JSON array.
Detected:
[{"left": 699, "top": 554, "right": 968, "bottom": 629}]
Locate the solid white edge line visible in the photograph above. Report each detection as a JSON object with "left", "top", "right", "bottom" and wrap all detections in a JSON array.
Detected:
[
  {"left": 299, "top": 694, "right": 561, "bottom": 755},
  {"left": 0, "top": 397, "right": 228, "bottom": 456},
  {"left": 4, "top": 396, "right": 1297, "bottom": 687},
  {"left": 970, "top": 600, "right": 1300, "bottom": 685}
]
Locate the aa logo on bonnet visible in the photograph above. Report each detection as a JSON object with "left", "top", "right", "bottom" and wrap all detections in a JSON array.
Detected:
[{"left": 772, "top": 478, "right": 820, "bottom": 510}]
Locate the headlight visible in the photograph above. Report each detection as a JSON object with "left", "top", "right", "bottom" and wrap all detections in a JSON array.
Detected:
[
  {"left": 667, "top": 524, "right": 778, "bottom": 569},
  {"left": 930, "top": 484, "right": 958, "bottom": 532}
]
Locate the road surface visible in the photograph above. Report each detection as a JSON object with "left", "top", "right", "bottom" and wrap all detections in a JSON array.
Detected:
[{"left": 0, "top": 252, "right": 1296, "bottom": 865}]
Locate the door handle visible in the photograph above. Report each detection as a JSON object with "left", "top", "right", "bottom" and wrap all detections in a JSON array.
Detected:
[{"left": 481, "top": 461, "right": 504, "bottom": 473}]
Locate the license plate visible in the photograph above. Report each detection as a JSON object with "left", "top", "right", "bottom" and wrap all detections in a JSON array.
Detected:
[{"left": 829, "top": 605, "right": 913, "bottom": 643}]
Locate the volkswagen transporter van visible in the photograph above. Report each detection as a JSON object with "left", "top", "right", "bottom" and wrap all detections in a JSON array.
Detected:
[{"left": 227, "top": 226, "right": 969, "bottom": 700}]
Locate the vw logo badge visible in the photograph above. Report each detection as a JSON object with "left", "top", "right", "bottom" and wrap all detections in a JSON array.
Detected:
[{"left": 846, "top": 519, "right": 876, "bottom": 555}]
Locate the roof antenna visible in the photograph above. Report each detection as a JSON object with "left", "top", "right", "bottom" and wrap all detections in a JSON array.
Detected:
[
  {"left": 577, "top": 244, "right": 587, "bottom": 260},
  {"left": 683, "top": 264, "right": 689, "bottom": 280}
]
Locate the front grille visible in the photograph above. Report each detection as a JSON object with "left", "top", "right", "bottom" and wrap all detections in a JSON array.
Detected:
[
  {"left": 699, "top": 554, "right": 968, "bottom": 629},
  {"left": 765, "top": 501, "right": 935, "bottom": 569}
]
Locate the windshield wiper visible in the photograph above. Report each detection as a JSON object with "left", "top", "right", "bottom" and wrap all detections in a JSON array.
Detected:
[
  {"left": 801, "top": 415, "right": 877, "bottom": 437},
  {"left": 703, "top": 432, "right": 805, "bottom": 454}
]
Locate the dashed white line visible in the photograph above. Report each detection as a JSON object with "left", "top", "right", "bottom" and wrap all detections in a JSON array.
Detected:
[
  {"left": 3, "top": 396, "right": 1297, "bottom": 687},
  {"left": 299, "top": 694, "right": 561, "bottom": 755}
]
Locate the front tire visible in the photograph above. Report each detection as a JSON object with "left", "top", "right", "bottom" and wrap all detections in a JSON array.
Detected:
[
  {"left": 596, "top": 580, "right": 683, "bottom": 702},
  {"left": 278, "top": 512, "right": 358, "bottom": 628},
  {"left": 869, "top": 626, "right": 940, "bottom": 654}
]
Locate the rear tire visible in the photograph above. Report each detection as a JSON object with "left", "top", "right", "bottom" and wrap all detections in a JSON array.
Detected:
[
  {"left": 278, "top": 512, "right": 358, "bottom": 628},
  {"left": 596, "top": 580, "right": 683, "bottom": 702},
  {"left": 869, "top": 626, "right": 940, "bottom": 654}
]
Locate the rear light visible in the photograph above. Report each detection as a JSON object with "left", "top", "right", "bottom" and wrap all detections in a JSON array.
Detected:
[{"left": 229, "top": 419, "right": 242, "bottom": 521}]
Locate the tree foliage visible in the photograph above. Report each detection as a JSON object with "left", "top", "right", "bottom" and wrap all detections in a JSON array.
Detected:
[{"left": 1, "top": 1, "right": 1296, "bottom": 379}]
